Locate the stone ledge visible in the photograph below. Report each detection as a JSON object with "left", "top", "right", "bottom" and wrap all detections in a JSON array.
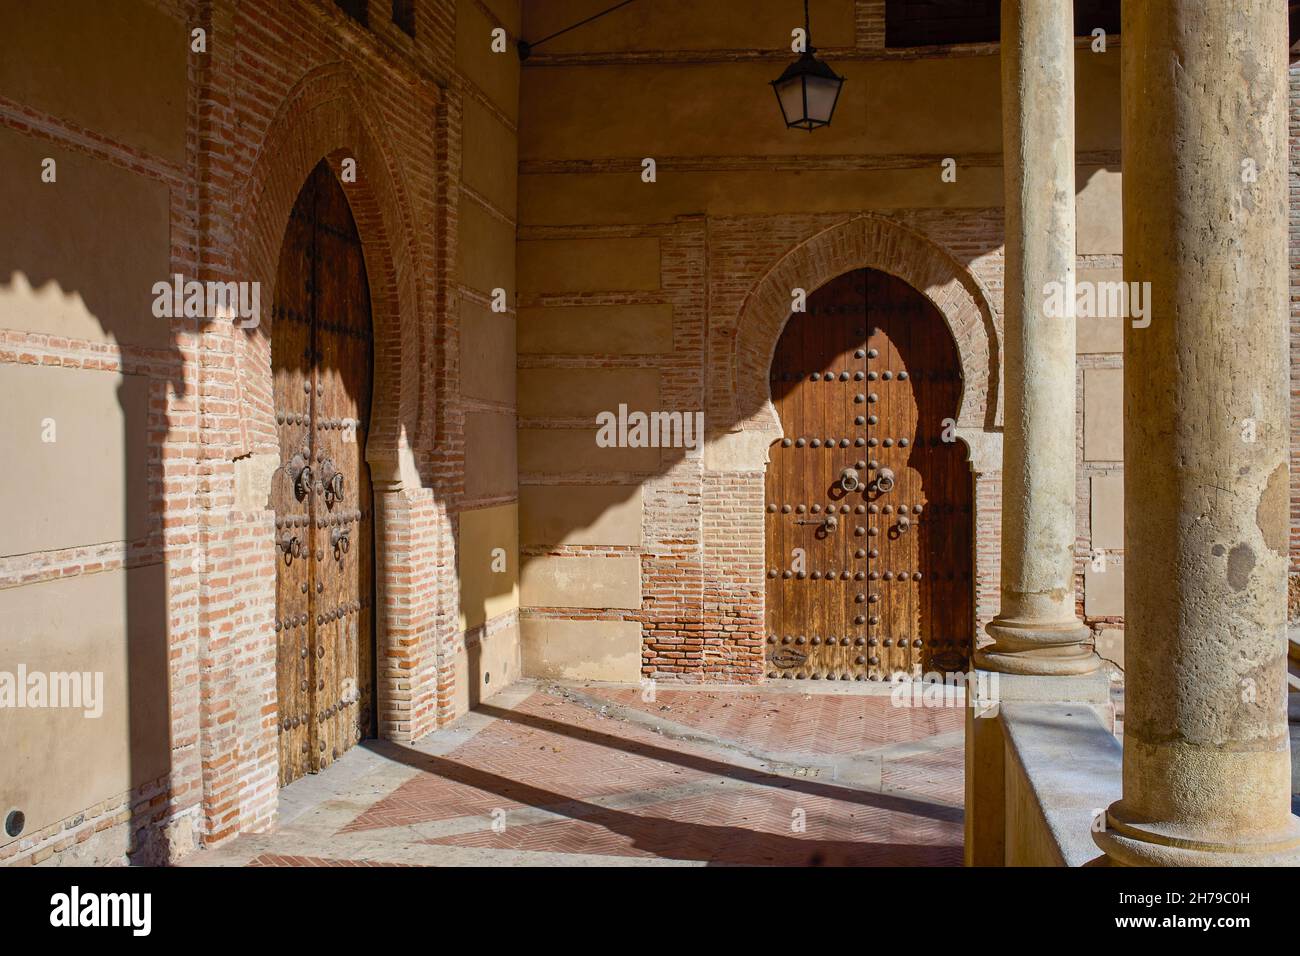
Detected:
[
  {"left": 1000, "top": 702, "right": 1122, "bottom": 866},
  {"left": 986, "top": 668, "right": 1113, "bottom": 706}
]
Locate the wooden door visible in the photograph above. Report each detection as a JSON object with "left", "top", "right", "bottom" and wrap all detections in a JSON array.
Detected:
[
  {"left": 271, "top": 161, "right": 376, "bottom": 786},
  {"left": 764, "top": 268, "right": 972, "bottom": 681}
]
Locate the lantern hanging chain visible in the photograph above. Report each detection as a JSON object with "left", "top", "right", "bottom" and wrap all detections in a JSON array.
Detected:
[
  {"left": 523, "top": 0, "right": 640, "bottom": 55},
  {"left": 804, "top": 0, "right": 813, "bottom": 50}
]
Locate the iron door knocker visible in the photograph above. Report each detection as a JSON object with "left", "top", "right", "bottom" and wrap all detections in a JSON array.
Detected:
[
  {"left": 289, "top": 452, "right": 313, "bottom": 502},
  {"left": 279, "top": 533, "right": 304, "bottom": 565},
  {"left": 331, "top": 525, "right": 351, "bottom": 563},
  {"left": 318, "top": 458, "right": 345, "bottom": 508}
]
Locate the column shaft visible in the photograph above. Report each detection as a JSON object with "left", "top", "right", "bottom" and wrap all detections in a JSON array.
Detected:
[
  {"left": 1094, "top": 0, "right": 1300, "bottom": 865},
  {"left": 978, "top": 0, "right": 1097, "bottom": 675}
]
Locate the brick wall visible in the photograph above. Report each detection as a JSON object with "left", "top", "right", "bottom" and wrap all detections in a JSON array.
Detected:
[
  {"left": 1289, "top": 62, "right": 1300, "bottom": 620},
  {"left": 0, "top": 0, "right": 1164, "bottom": 867},
  {"left": 516, "top": 204, "right": 1016, "bottom": 681},
  {"left": 516, "top": 0, "right": 1124, "bottom": 683},
  {"left": 0, "top": 0, "right": 518, "bottom": 866}
]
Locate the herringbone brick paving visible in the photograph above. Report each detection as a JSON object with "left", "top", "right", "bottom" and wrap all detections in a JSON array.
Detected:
[
  {"left": 341, "top": 691, "right": 724, "bottom": 832},
  {"left": 423, "top": 774, "right": 960, "bottom": 865},
  {"left": 584, "top": 686, "right": 963, "bottom": 753},
  {"left": 248, "top": 854, "right": 417, "bottom": 867},
  {"left": 331, "top": 683, "right": 965, "bottom": 866},
  {"left": 880, "top": 746, "right": 966, "bottom": 803},
  {"left": 190, "top": 682, "right": 965, "bottom": 866}
]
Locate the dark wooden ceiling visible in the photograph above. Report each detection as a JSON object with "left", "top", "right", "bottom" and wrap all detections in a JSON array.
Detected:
[{"left": 885, "top": 2, "right": 1115, "bottom": 49}]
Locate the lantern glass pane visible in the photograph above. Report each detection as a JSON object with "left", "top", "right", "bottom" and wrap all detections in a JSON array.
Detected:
[
  {"left": 804, "top": 75, "right": 841, "bottom": 124},
  {"left": 774, "top": 76, "right": 807, "bottom": 126}
]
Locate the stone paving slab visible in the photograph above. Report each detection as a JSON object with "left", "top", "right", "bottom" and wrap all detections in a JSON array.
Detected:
[{"left": 186, "top": 679, "right": 965, "bottom": 867}]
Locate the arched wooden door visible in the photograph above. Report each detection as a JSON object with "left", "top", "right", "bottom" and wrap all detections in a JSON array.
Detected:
[
  {"left": 271, "top": 160, "right": 376, "bottom": 786},
  {"left": 764, "top": 268, "right": 972, "bottom": 681}
]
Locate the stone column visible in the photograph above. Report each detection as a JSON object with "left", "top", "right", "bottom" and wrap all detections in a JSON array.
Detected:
[
  {"left": 1093, "top": 0, "right": 1300, "bottom": 866},
  {"left": 977, "top": 0, "right": 1097, "bottom": 675}
]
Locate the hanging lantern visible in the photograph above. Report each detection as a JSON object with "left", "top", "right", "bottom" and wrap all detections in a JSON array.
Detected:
[{"left": 771, "top": 0, "right": 845, "bottom": 131}]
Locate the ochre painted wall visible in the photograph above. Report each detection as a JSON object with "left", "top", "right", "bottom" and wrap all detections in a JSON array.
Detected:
[
  {"left": 456, "top": 0, "right": 523, "bottom": 709},
  {"left": 0, "top": 0, "right": 186, "bottom": 865},
  {"left": 0, "top": 0, "right": 523, "bottom": 867},
  {"left": 515, "top": 0, "right": 1126, "bottom": 681}
]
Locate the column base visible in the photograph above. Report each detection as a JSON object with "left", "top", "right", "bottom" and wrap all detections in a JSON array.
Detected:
[
  {"left": 977, "top": 617, "right": 1100, "bottom": 675},
  {"left": 1093, "top": 804, "right": 1300, "bottom": 866}
]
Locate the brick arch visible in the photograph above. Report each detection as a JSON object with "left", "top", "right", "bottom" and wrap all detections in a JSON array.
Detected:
[
  {"left": 722, "top": 214, "right": 1001, "bottom": 437},
  {"left": 232, "top": 62, "right": 427, "bottom": 482},
  {"left": 702, "top": 215, "right": 1005, "bottom": 686},
  {"left": 225, "top": 63, "right": 438, "bottom": 759}
]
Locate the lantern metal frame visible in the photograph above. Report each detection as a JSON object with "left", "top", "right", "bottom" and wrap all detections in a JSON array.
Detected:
[{"left": 771, "top": 0, "right": 846, "bottom": 131}]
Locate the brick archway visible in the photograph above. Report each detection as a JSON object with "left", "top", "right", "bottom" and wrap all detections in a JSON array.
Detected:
[
  {"left": 233, "top": 63, "right": 428, "bottom": 478},
  {"left": 700, "top": 215, "right": 1005, "bottom": 683},
  {"left": 226, "top": 63, "right": 440, "bottom": 764},
  {"left": 717, "top": 214, "right": 1002, "bottom": 444}
]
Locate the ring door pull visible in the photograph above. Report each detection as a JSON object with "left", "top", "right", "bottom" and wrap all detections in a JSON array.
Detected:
[
  {"left": 822, "top": 514, "right": 838, "bottom": 532},
  {"left": 289, "top": 452, "right": 313, "bottom": 503},
  {"left": 318, "top": 458, "right": 345, "bottom": 509},
  {"left": 875, "top": 467, "right": 896, "bottom": 494},
  {"left": 331, "top": 525, "right": 351, "bottom": 563},
  {"left": 278, "top": 533, "right": 303, "bottom": 565},
  {"left": 839, "top": 468, "right": 860, "bottom": 493},
  {"left": 896, "top": 514, "right": 911, "bottom": 534}
]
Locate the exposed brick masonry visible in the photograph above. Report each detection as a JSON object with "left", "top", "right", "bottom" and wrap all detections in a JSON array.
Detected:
[{"left": 0, "top": 0, "right": 511, "bottom": 866}]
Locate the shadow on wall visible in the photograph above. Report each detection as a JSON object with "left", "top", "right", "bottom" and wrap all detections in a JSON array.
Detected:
[
  {"left": 0, "top": 16, "right": 1126, "bottom": 854},
  {"left": 511, "top": 165, "right": 1121, "bottom": 686},
  {"left": 0, "top": 125, "right": 187, "bottom": 863},
  {"left": 0, "top": 135, "right": 418, "bottom": 856}
]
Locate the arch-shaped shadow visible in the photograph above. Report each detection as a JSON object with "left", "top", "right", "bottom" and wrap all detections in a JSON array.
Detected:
[{"left": 0, "top": 139, "right": 187, "bottom": 864}]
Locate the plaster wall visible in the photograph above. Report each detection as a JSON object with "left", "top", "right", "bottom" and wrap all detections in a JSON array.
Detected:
[
  {"left": 516, "top": 0, "right": 1127, "bottom": 681},
  {"left": 0, "top": 0, "right": 524, "bottom": 866}
]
